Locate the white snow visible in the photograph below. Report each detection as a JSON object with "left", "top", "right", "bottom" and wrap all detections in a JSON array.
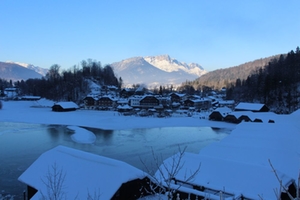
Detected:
[
  {"left": 155, "top": 113, "right": 300, "bottom": 199},
  {"left": 53, "top": 101, "right": 79, "bottom": 109},
  {"left": 0, "top": 100, "right": 236, "bottom": 130},
  {"left": 67, "top": 125, "right": 96, "bottom": 144},
  {"left": 18, "top": 145, "right": 147, "bottom": 200},
  {"left": 144, "top": 55, "right": 207, "bottom": 76},
  {"left": 4, "top": 99, "right": 298, "bottom": 199},
  {"left": 234, "top": 102, "right": 266, "bottom": 111}
]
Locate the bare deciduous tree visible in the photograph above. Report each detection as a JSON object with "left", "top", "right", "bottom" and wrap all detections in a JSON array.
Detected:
[
  {"left": 40, "top": 162, "right": 66, "bottom": 200},
  {"left": 86, "top": 188, "right": 101, "bottom": 200},
  {"left": 141, "top": 146, "right": 201, "bottom": 200},
  {"left": 259, "top": 159, "right": 300, "bottom": 200}
]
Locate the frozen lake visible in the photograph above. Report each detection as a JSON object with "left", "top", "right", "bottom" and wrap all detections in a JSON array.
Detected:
[{"left": 0, "top": 122, "right": 231, "bottom": 199}]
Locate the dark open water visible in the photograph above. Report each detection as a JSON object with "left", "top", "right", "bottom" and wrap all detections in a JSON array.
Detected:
[{"left": 0, "top": 122, "right": 231, "bottom": 199}]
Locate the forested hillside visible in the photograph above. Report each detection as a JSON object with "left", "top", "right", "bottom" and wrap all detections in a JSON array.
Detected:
[
  {"left": 0, "top": 59, "right": 121, "bottom": 102},
  {"left": 227, "top": 47, "right": 300, "bottom": 113},
  {"left": 184, "top": 55, "right": 280, "bottom": 90}
]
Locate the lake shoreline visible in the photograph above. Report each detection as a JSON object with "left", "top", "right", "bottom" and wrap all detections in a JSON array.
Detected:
[{"left": 0, "top": 100, "right": 237, "bottom": 130}]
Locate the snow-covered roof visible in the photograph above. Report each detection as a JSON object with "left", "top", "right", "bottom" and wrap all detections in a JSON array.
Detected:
[
  {"left": 211, "top": 107, "right": 232, "bottom": 117},
  {"left": 53, "top": 101, "right": 79, "bottom": 109},
  {"left": 188, "top": 98, "right": 211, "bottom": 103},
  {"left": 226, "top": 111, "right": 278, "bottom": 122},
  {"left": 235, "top": 102, "right": 267, "bottom": 111},
  {"left": 155, "top": 152, "right": 294, "bottom": 200},
  {"left": 170, "top": 93, "right": 186, "bottom": 97},
  {"left": 201, "top": 122, "right": 300, "bottom": 179},
  {"left": 218, "top": 100, "right": 235, "bottom": 105},
  {"left": 155, "top": 115, "right": 300, "bottom": 199},
  {"left": 18, "top": 145, "right": 148, "bottom": 200},
  {"left": 20, "top": 95, "right": 41, "bottom": 100},
  {"left": 117, "top": 104, "right": 132, "bottom": 109}
]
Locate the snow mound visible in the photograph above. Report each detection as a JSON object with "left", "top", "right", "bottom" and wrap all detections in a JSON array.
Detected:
[
  {"left": 31, "top": 98, "right": 54, "bottom": 107},
  {"left": 67, "top": 126, "right": 96, "bottom": 144}
]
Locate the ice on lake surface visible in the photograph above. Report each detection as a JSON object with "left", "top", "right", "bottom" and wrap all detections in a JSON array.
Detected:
[{"left": 0, "top": 122, "right": 231, "bottom": 199}]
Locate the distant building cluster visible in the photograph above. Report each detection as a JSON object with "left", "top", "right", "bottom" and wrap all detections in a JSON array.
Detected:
[{"left": 81, "top": 86, "right": 232, "bottom": 117}]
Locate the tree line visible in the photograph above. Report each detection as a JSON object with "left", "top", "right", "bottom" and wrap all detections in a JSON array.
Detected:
[
  {"left": 226, "top": 47, "right": 300, "bottom": 113},
  {"left": 0, "top": 59, "right": 121, "bottom": 102}
]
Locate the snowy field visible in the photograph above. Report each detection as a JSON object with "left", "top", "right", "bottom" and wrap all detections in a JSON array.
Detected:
[
  {"left": 0, "top": 99, "right": 236, "bottom": 199},
  {"left": 2, "top": 99, "right": 300, "bottom": 199},
  {"left": 0, "top": 99, "right": 236, "bottom": 131}
]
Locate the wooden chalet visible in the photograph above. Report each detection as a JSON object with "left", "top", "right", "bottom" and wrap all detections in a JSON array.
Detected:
[
  {"left": 170, "top": 93, "right": 185, "bottom": 103},
  {"left": 235, "top": 102, "right": 269, "bottom": 112},
  {"left": 139, "top": 95, "right": 159, "bottom": 108},
  {"left": 183, "top": 98, "right": 211, "bottom": 110},
  {"left": 18, "top": 146, "right": 157, "bottom": 200},
  {"left": 52, "top": 102, "right": 79, "bottom": 112},
  {"left": 120, "top": 88, "right": 135, "bottom": 98},
  {"left": 218, "top": 100, "right": 235, "bottom": 109},
  {"left": 98, "top": 96, "right": 116, "bottom": 109},
  {"left": 83, "top": 96, "right": 98, "bottom": 108}
]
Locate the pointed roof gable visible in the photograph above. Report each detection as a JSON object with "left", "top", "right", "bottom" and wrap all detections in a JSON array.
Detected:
[{"left": 18, "top": 146, "right": 147, "bottom": 200}]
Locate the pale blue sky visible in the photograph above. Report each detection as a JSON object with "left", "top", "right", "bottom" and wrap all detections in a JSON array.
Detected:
[{"left": 1, "top": 0, "right": 299, "bottom": 71}]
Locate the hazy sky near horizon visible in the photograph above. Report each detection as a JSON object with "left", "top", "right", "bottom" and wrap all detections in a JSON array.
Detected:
[{"left": 1, "top": 0, "right": 299, "bottom": 71}]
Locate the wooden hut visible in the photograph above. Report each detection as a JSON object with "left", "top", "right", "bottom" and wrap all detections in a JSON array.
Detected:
[
  {"left": 235, "top": 102, "right": 269, "bottom": 112},
  {"left": 18, "top": 146, "right": 156, "bottom": 200},
  {"left": 52, "top": 102, "right": 79, "bottom": 112},
  {"left": 223, "top": 114, "right": 240, "bottom": 124},
  {"left": 209, "top": 107, "right": 232, "bottom": 121}
]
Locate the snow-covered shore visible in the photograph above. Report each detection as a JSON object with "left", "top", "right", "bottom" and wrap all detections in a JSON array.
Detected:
[{"left": 0, "top": 100, "right": 236, "bottom": 130}]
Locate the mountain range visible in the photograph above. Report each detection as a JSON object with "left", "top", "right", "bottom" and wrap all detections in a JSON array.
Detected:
[
  {"left": 111, "top": 55, "right": 206, "bottom": 88},
  {"left": 7, "top": 61, "right": 49, "bottom": 77},
  {"left": 0, "top": 62, "right": 48, "bottom": 82},
  {"left": 0, "top": 53, "right": 281, "bottom": 90}
]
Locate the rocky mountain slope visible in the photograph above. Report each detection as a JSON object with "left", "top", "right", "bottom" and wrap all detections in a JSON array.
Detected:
[
  {"left": 111, "top": 55, "right": 206, "bottom": 88},
  {"left": 7, "top": 61, "right": 49, "bottom": 76},
  {"left": 0, "top": 62, "right": 47, "bottom": 82}
]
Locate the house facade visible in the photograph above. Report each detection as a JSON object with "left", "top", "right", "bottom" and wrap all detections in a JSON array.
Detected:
[
  {"left": 183, "top": 98, "right": 211, "bottom": 110},
  {"left": 83, "top": 96, "right": 98, "bottom": 109},
  {"left": 139, "top": 95, "right": 159, "bottom": 108},
  {"left": 170, "top": 93, "right": 185, "bottom": 103},
  {"left": 98, "top": 96, "right": 116, "bottom": 109}
]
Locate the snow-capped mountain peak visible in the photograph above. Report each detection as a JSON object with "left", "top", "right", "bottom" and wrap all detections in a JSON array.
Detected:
[
  {"left": 6, "top": 61, "right": 48, "bottom": 76},
  {"left": 111, "top": 55, "right": 206, "bottom": 88},
  {"left": 144, "top": 55, "right": 206, "bottom": 76}
]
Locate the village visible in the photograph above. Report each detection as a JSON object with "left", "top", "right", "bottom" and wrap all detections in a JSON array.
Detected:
[
  {"left": 2, "top": 83, "right": 278, "bottom": 125},
  {"left": 1, "top": 82, "right": 300, "bottom": 200},
  {"left": 13, "top": 101, "right": 300, "bottom": 200},
  {"left": 2, "top": 84, "right": 233, "bottom": 118}
]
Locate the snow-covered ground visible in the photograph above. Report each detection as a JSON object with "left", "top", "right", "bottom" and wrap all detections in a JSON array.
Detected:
[
  {"left": 0, "top": 99, "right": 236, "bottom": 131},
  {"left": 0, "top": 99, "right": 235, "bottom": 199},
  {"left": 2, "top": 99, "right": 300, "bottom": 199}
]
